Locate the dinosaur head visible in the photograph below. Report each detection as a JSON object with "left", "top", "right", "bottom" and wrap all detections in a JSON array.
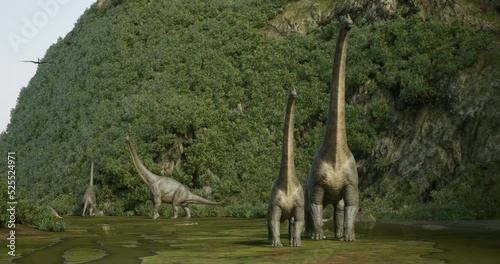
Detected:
[
  {"left": 342, "top": 14, "right": 353, "bottom": 29},
  {"left": 290, "top": 87, "right": 297, "bottom": 99},
  {"left": 125, "top": 135, "right": 131, "bottom": 142}
]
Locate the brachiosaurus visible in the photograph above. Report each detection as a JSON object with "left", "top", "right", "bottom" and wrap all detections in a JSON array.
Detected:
[
  {"left": 125, "top": 136, "right": 220, "bottom": 219},
  {"left": 82, "top": 162, "right": 97, "bottom": 216},
  {"left": 304, "top": 14, "right": 359, "bottom": 241},
  {"left": 267, "top": 88, "right": 304, "bottom": 247}
]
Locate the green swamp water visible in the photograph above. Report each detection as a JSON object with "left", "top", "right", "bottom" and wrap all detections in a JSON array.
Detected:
[{"left": 1, "top": 216, "right": 499, "bottom": 264}]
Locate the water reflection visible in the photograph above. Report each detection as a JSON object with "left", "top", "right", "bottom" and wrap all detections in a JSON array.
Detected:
[
  {"left": 355, "top": 220, "right": 500, "bottom": 264},
  {"left": 97, "top": 223, "right": 115, "bottom": 235}
]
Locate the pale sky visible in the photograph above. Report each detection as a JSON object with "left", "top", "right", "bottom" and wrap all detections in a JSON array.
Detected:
[{"left": 0, "top": 0, "right": 96, "bottom": 133}]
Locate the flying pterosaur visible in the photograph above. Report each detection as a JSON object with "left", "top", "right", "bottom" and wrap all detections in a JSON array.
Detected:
[{"left": 20, "top": 58, "right": 49, "bottom": 64}]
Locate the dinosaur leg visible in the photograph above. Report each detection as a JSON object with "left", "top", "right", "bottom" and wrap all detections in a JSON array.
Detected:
[
  {"left": 82, "top": 201, "right": 88, "bottom": 216},
  {"left": 290, "top": 207, "right": 304, "bottom": 247},
  {"left": 171, "top": 204, "right": 179, "bottom": 219},
  {"left": 267, "top": 206, "right": 273, "bottom": 243},
  {"left": 343, "top": 185, "right": 358, "bottom": 241},
  {"left": 334, "top": 199, "right": 345, "bottom": 239},
  {"left": 304, "top": 189, "right": 313, "bottom": 238},
  {"left": 182, "top": 205, "right": 191, "bottom": 218},
  {"left": 309, "top": 186, "right": 325, "bottom": 240},
  {"left": 89, "top": 206, "right": 94, "bottom": 217},
  {"left": 268, "top": 205, "right": 282, "bottom": 246},
  {"left": 152, "top": 197, "right": 161, "bottom": 219}
]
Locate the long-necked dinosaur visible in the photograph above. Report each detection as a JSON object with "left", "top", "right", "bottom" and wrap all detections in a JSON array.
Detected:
[
  {"left": 304, "top": 14, "right": 359, "bottom": 241},
  {"left": 82, "top": 162, "right": 97, "bottom": 216},
  {"left": 267, "top": 88, "right": 304, "bottom": 247},
  {"left": 125, "top": 136, "right": 220, "bottom": 219}
]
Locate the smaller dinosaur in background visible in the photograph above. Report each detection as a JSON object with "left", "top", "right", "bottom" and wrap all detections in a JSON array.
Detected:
[
  {"left": 82, "top": 162, "right": 97, "bottom": 216},
  {"left": 126, "top": 136, "right": 220, "bottom": 219},
  {"left": 267, "top": 88, "right": 304, "bottom": 247}
]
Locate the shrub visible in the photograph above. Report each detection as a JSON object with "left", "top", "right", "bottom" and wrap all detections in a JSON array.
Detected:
[
  {"left": 14, "top": 199, "right": 67, "bottom": 231},
  {"left": 50, "top": 194, "right": 79, "bottom": 216},
  {"left": 398, "top": 202, "right": 475, "bottom": 221},
  {"left": 368, "top": 98, "right": 392, "bottom": 130},
  {"left": 349, "top": 15, "right": 488, "bottom": 105},
  {"left": 346, "top": 105, "right": 376, "bottom": 157},
  {"left": 223, "top": 203, "right": 268, "bottom": 218},
  {"left": 101, "top": 199, "right": 127, "bottom": 216},
  {"left": 34, "top": 216, "right": 67, "bottom": 232},
  {"left": 430, "top": 164, "right": 500, "bottom": 219}
]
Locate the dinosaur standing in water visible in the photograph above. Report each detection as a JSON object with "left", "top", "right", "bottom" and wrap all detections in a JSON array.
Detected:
[
  {"left": 125, "top": 136, "right": 220, "bottom": 219},
  {"left": 82, "top": 162, "right": 97, "bottom": 216},
  {"left": 304, "top": 15, "right": 359, "bottom": 241},
  {"left": 267, "top": 88, "right": 304, "bottom": 247}
]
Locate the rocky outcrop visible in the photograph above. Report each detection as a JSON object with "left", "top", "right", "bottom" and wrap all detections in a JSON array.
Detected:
[
  {"left": 359, "top": 39, "right": 500, "bottom": 200},
  {"left": 413, "top": 0, "right": 499, "bottom": 32},
  {"left": 334, "top": 0, "right": 404, "bottom": 22},
  {"left": 266, "top": 0, "right": 336, "bottom": 36},
  {"left": 266, "top": 0, "right": 406, "bottom": 36},
  {"left": 160, "top": 136, "right": 184, "bottom": 176},
  {"left": 267, "top": 0, "right": 499, "bottom": 35}
]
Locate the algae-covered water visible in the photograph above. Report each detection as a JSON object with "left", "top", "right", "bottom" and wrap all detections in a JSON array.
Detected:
[{"left": 1, "top": 217, "right": 499, "bottom": 263}]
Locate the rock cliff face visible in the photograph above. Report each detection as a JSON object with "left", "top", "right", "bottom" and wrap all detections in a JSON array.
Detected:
[
  {"left": 267, "top": 0, "right": 336, "bottom": 36},
  {"left": 269, "top": 0, "right": 499, "bottom": 35},
  {"left": 337, "top": 0, "right": 499, "bottom": 27},
  {"left": 271, "top": 0, "right": 500, "bottom": 201},
  {"left": 361, "top": 49, "right": 499, "bottom": 200}
]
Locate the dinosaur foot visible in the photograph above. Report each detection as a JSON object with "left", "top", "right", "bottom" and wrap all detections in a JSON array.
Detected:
[
  {"left": 335, "top": 229, "right": 344, "bottom": 240},
  {"left": 270, "top": 238, "right": 283, "bottom": 247},
  {"left": 290, "top": 237, "right": 302, "bottom": 247},
  {"left": 342, "top": 228, "right": 356, "bottom": 241},
  {"left": 310, "top": 229, "right": 326, "bottom": 240}
]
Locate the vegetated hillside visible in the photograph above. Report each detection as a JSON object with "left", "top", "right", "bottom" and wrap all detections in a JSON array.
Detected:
[{"left": 0, "top": 0, "right": 498, "bottom": 221}]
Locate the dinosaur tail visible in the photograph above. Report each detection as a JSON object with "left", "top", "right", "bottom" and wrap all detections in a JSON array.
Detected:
[{"left": 187, "top": 193, "right": 220, "bottom": 205}]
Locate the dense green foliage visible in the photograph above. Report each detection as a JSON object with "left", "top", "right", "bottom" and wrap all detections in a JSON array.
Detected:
[
  {"left": 361, "top": 162, "right": 500, "bottom": 221},
  {"left": 346, "top": 15, "right": 486, "bottom": 104},
  {"left": 0, "top": 0, "right": 490, "bottom": 224}
]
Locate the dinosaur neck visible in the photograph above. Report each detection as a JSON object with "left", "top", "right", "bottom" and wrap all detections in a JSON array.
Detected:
[
  {"left": 322, "top": 20, "right": 351, "bottom": 162},
  {"left": 126, "top": 138, "right": 154, "bottom": 185},
  {"left": 89, "top": 162, "right": 94, "bottom": 187},
  {"left": 278, "top": 90, "right": 296, "bottom": 190}
]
